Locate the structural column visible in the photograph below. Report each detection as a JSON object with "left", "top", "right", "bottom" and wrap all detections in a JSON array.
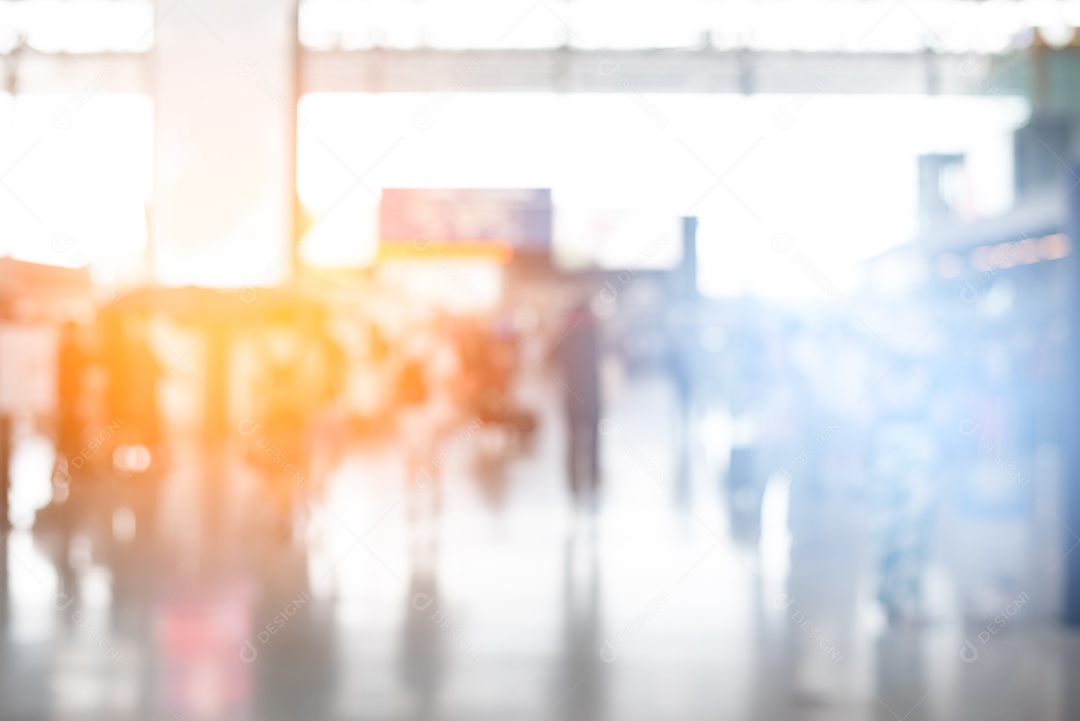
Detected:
[
  {"left": 1067, "top": 166, "right": 1080, "bottom": 625},
  {"left": 151, "top": 0, "right": 297, "bottom": 287}
]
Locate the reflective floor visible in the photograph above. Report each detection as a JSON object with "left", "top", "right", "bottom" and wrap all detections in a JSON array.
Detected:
[{"left": 2, "top": 374, "right": 1079, "bottom": 721}]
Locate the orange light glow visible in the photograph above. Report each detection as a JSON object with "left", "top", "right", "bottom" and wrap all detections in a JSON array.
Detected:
[{"left": 376, "top": 239, "right": 515, "bottom": 264}]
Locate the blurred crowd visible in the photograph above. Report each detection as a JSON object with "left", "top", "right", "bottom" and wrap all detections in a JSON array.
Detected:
[{"left": 14, "top": 253, "right": 1063, "bottom": 628}]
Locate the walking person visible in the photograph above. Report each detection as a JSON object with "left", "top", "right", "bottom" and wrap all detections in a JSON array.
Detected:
[
  {"left": 552, "top": 301, "right": 602, "bottom": 512},
  {"left": 397, "top": 326, "right": 462, "bottom": 520}
]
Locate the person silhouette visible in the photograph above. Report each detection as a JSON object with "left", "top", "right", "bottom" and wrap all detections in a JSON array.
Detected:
[{"left": 551, "top": 302, "right": 602, "bottom": 511}]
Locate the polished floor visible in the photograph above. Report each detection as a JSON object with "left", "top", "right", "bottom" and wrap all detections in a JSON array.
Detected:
[{"left": 2, "top": 374, "right": 1079, "bottom": 721}]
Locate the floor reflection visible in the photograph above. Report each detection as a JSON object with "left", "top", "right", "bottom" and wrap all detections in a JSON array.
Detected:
[
  {"left": 0, "top": 374, "right": 1076, "bottom": 720},
  {"left": 558, "top": 523, "right": 606, "bottom": 721}
]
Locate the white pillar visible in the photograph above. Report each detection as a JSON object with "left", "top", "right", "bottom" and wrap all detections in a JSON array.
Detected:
[{"left": 151, "top": 0, "right": 297, "bottom": 287}]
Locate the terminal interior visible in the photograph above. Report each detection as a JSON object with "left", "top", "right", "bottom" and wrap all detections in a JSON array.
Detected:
[{"left": 3, "top": 1, "right": 1080, "bottom": 719}]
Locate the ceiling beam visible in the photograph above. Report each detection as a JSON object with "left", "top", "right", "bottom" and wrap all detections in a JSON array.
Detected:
[
  {"left": 3, "top": 52, "right": 147, "bottom": 94},
  {"left": 5, "top": 47, "right": 1015, "bottom": 97},
  {"left": 302, "top": 47, "right": 1002, "bottom": 95}
]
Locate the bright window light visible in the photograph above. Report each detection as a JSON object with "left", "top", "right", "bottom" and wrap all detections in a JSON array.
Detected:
[
  {"left": 0, "top": 0, "right": 154, "bottom": 53},
  {"left": 0, "top": 93, "right": 153, "bottom": 283},
  {"left": 297, "top": 91, "right": 1026, "bottom": 300}
]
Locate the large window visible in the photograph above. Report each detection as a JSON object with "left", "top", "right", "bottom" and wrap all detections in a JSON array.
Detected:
[
  {"left": 0, "top": 0, "right": 153, "bottom": 53},
  {"left": 0, "top": 93, "right": 153, "bottom": 286},
  {"left": 296, "top": 91, "right": 1026, "bottom": 298}
]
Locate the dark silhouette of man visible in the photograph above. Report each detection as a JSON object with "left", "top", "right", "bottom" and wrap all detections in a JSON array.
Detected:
[{"left": 553, "top": 302, "right": 601, "bottom": 509}]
